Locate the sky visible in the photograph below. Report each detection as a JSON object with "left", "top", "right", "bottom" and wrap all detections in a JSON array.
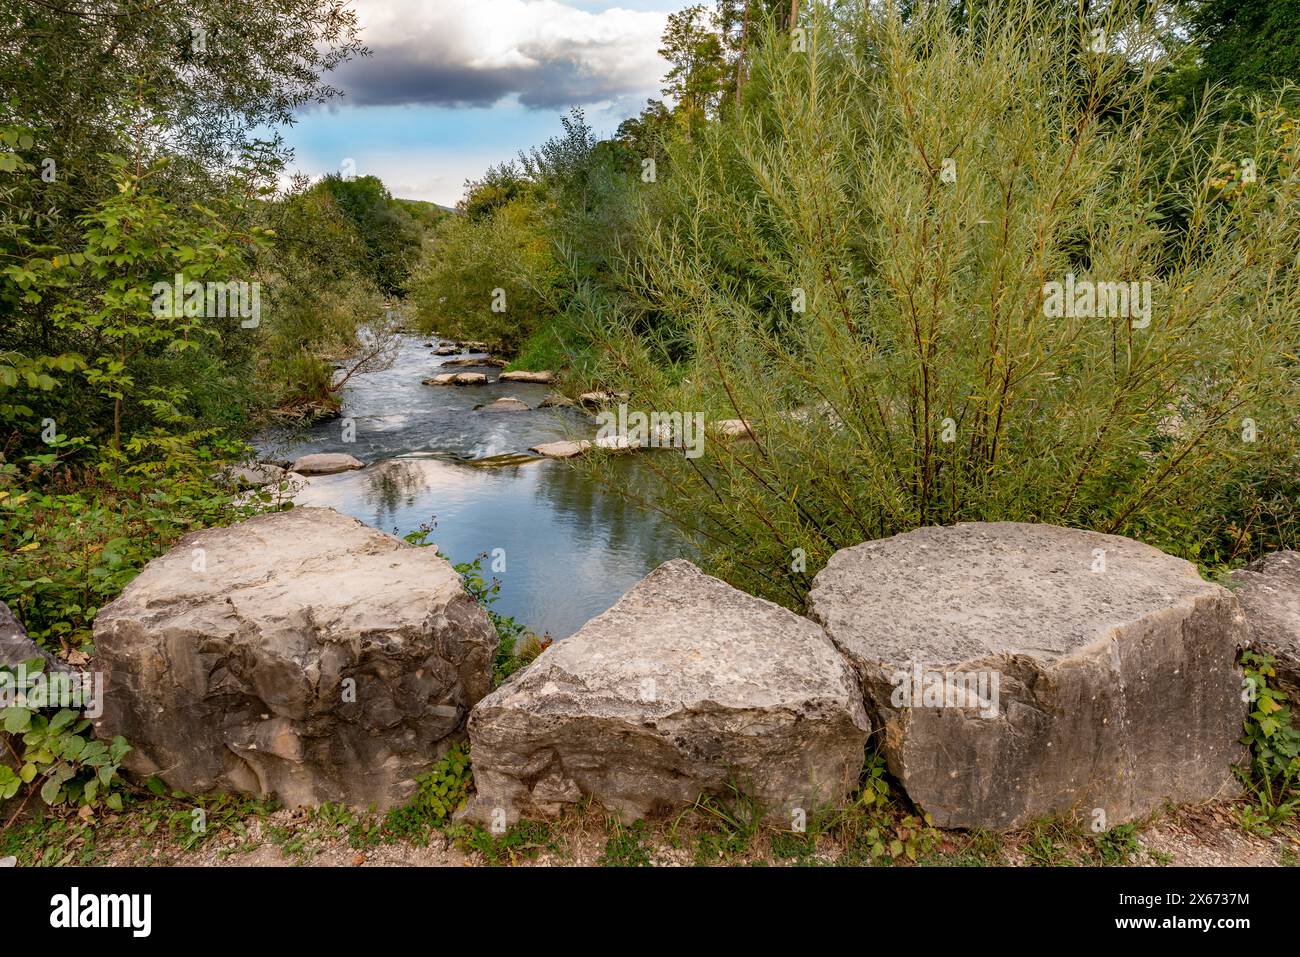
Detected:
[{"left": 281, "top": 0, "right": 691, "bottom": 207}]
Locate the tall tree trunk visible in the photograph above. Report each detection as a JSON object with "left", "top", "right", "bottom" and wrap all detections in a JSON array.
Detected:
[
  {"left": 789, "top": 0, "right": 799, "bottom": 30},
  {"left": 735, "top": 2, "right": 751, "bottom": 107}
]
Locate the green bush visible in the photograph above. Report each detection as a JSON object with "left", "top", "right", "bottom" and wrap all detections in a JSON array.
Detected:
[
  {"left": 1236, "top": 650, "right": 1300, "bottom": 832},
  {"left": 574, "top": 1, "right": 1300, "bottom": 605},
  {"left": 0, "top": 659, "right": 132, "bottom": 811},
  {"left": 382, "top": 741, "right": 474, "bottom": 843},
  {"left": 0, "top": 431, "right": 260, "bottom": 653},
  {"left": 409, "top": 194, "right": 565, "bottom": 354},
  {"left": 408, "top": 109, "right": 639, "bottom": 360},
  {"left": 449, "top": 552, "right": 549, "bottom": 686},
  {"left": 316, "top": 175, "right": 424, "bottom": 296}
]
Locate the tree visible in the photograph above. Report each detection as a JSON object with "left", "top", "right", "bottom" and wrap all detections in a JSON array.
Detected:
[
  {"left": 660, "top": 5, "right": 730, "bottom": 123},
  {"left": 0, "top": 0, "right": 366, "bottom": 449},
  {"left": 617, "top": 100, "right": 674, "bottom": 161},
  {"left": 460, "top": 162, "right": 532, "bottom": 222},
  {"left": 317, "top": 175, "right": 423, "bottom": 295},
  {"left": 1189, "top": 0, "right": 1300, "bottom": 95}
]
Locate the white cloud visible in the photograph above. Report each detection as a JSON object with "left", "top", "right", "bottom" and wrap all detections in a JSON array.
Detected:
[{"left": 339, "top": 0, "right": 672, "bottom": 108}]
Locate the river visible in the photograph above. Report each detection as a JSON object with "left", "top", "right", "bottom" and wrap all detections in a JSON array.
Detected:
[{"left": 256, "top": 335, "right": 683, "bottom": 639}]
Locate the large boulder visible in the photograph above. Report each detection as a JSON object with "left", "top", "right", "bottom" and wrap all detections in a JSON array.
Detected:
[
  {"left": 1229, "top": 551, "right": 1300, "bottom": 702},
  {"left": 92, "top": 507, "right": 498, "bottom": 810},
  {"left": 807, "top": 522, "right": 1247, "bottom": 830},
  {"left": 497, "top": 370, "right": 554, "bottom": 384},
  {"left": 462, "top": 559, "right": 869, "bottom": 824}
]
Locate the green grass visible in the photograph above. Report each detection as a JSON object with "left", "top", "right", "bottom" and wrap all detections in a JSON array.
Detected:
[
  {"left": 505, "top": 307, "right": 595, "bottom": 376},
  {"left": 600, "top": 819, "right": 653, "bottom": 867},
  {"left": 447, "top": 820, "right": 554, "bottom": 866}
]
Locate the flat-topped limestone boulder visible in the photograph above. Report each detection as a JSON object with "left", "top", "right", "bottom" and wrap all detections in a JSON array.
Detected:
[
  {"left": 290, "top": 452, "right": 364, "bottom": 475},
  {"left": 1229, "top": 551, "right": 1300, "bottom": 702},
  {"left": 462, "top": 559, "right": 869, "bottom": 824},
  {"left": 807, "top": 522, "right": 1247, "bottom": 830},
  {"left": 475, "top": 397, "right": 530, "bottom": 413},
  {"left": 529, "top": 440, "right": 591, "bottom": 458},
  {"left": 92, "top": 507, "right": 497, "bottom": 811},
  {"left": 497, "top": 370, "right": 555, "bottom": 384},
  {"left": 423, "top": 372, "right": 488, "bottom": 386}
]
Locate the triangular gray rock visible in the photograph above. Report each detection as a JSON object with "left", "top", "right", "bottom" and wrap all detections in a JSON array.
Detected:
[
  {"left": 462, "top": 559, "right": 869, "bottom": 824},
  {"left": 0, "top": 601, "right": 70, "bottom": 672}
]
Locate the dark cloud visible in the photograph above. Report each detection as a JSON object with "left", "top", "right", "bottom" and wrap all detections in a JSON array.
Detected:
[{"left": 331, "top": 39, "right": 657, "bottom": 110}]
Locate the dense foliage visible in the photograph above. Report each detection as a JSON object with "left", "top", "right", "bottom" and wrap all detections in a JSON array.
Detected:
[
  {"left": 0, "top": 1, "right": 425, "bottom": 816},
  {"left": 407, "top": 109, "right": 643, "bottom": 363},
  {"left": 576, "top": 3, "right": 1300, "bottom": 606}
]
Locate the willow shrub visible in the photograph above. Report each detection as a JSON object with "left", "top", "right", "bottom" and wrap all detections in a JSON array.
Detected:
[
  {"left": 574, "top": 0, "right": 1300, "bottom": 607},
  {"left": 409, "top": 195, "right": 566, "bottom": 354}
]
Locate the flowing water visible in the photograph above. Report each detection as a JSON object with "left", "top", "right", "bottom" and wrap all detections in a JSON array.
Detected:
[{"left": 256, "top": 335, "right": 684, "bottom": 639}]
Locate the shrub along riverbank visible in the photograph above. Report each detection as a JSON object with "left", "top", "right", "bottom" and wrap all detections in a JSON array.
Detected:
[{"left": 1, "top": 1, "right": 440, "bottom": 657}]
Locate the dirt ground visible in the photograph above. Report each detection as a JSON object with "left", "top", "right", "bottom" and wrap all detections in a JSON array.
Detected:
[{"left": 5, "top": 793, "right": 1296, "bottom": 868}]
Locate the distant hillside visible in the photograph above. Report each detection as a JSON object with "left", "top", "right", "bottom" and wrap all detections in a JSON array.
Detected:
[{"left": 394, "top": 198, "right": 458, "bottom": 229}]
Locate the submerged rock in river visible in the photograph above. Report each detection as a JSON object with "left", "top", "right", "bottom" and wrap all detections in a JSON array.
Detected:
[{"left": 475, "top": 397, "right": 531, "bottom": 413}]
